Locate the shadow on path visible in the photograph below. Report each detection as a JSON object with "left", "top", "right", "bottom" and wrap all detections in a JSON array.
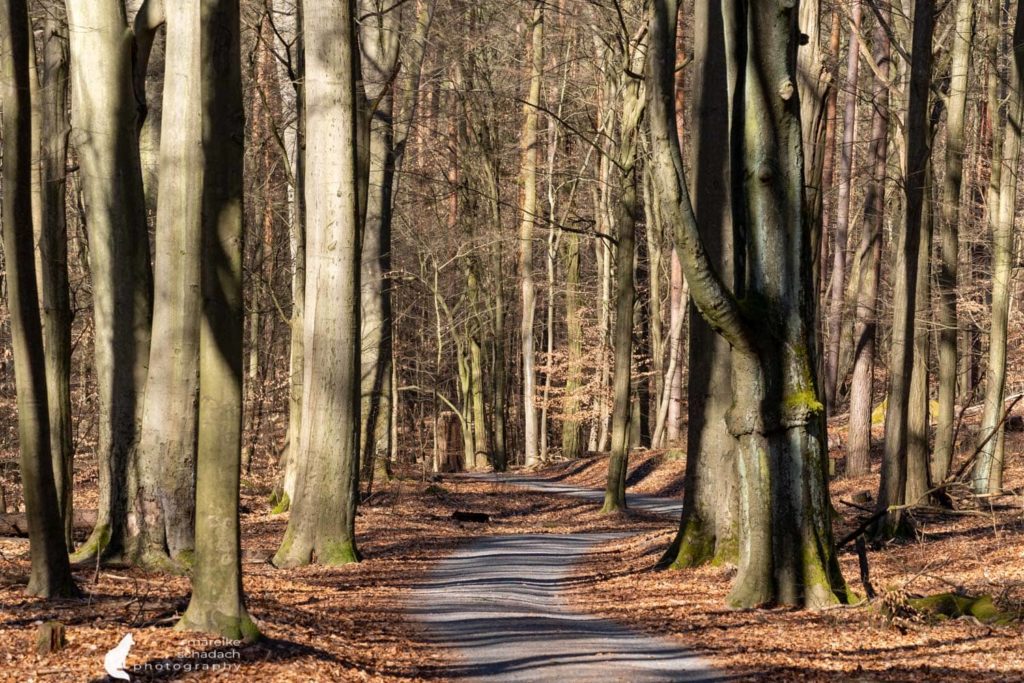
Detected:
[{"left": 409, "top": 533, "right": 720, "bottom": 681}]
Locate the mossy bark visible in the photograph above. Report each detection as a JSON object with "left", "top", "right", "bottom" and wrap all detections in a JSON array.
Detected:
[{"left": 648, "top": 0, "right": 848, "bottom": 608}]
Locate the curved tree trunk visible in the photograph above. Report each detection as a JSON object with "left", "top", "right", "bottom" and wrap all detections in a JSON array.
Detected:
[
  {"left": 659, "top": 0, "right": 739, "bottom": 568},
  {"left": 649, "top": 0, "right": 848, "bottom": 609}
]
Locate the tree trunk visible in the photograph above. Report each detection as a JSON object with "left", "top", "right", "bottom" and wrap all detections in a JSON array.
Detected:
[
  {"left": 877, "top": 0, "right": 934, "bottom": 538},
  {"left": 845, "top": 15, "right": 890, "bottom": 478},
  {"left": 177, "top": 0, "right": 256, "bottom": 640},
  {"left": 518, "top": 1, "right": 543, "bottom": 467},
  {"left": 279, "top": 0, "right": 306, "bottom": 513},
  {"left": 359, "top": 0, "right": 400, "bottom": 490},
  {"left": 132, "top": 0, "right": 200, "bottom": 567},
  {"left": 36, "top": 15, "right": 74, "bottom": 550},
  {"left": 659, "top": 0, "right": 739, "bottom": 568},
  {"left": 973, "top": 0, "right": 1023, "bottom": 494},
  {"left": 66, "top": 0, "right": 154, "bottom": 562},
  {"left": 274, "top": 0, "right": 363, "bottom": 567},
  {"left": 561, "top": 230, "right": 584, "bottom": 458},
  {"left": 825, "top": 0, "right": 861, "bottom": 407},
  {"left": 0, "top": 0, "right": 77, "bottom": 598},
  {"left": 649, "top": 0, "right": 848, "bottom": 609},
  {"left": 933, "top": 0, "right": 975, "bottom": 484}
]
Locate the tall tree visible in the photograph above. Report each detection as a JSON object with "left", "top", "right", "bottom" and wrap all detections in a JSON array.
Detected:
[
  {"left": 973, "top": 0, "right": 1023, "bottom": 494},
  {"left": 659, "top": 0, "right": 739, "bottom": 568},
  {"left": 0, "top": 0, "right": 77, "bottom": 598},
  {"left": 35, "top": 14, "right": 74, "bottom": 550},
  {"left": 933, "top": 0, "right": 975, "bottom": 484},
  {"left": 877, "top": 0, "right": 934, "bottom": 537},
  {"left": 649, "top": 0, "right": 848, "bottom": 608},
  {"left": 846, "top": 13, "right": 890, "bottom": 478},
  {"left": 359, "top": 0, "right": 402, "bottom": 487},
  {"left": 133, "top": 0, "right": 200, "bottom": 566},
  {"left": 602, "top": 26, "right": 647, "bottom": 512},
  {"left": 66, "top": 0, "right": 154, "bottom": 562},
  {"left": 178, "top": 0, "right": 256, "bottom": 639},
  {"left": 518, "top": 1, "right": 543, "bottom": 467},
  {"left": 274, "top": 0, "right": 363, "bottom": 567}
]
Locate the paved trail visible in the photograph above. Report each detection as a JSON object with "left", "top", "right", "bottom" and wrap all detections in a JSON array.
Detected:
[{"left": 409, "top": 476, "right": 720, "bottom": 681}]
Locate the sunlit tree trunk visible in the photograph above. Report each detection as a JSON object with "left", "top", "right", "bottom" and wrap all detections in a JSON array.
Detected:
[
  {"left": 359, "top": 0, "right": 401, "bottom": 488},
  {"left": 518, "top": 1, "right": 543, "bottom": 467},
  {"left": 0, "top": 0, "right": 77, "bottom": 598},
  {"left": 649, "top": 0, "right": 848, "bottom": 608},
  {"left": 825, "top": 0, "right": 861, "bottom": 406},
  {"left": 933, "top": 0, "right": 975, "bottom": 484},
  {"left": 66, "top": 0, "right": 154, "bottom": 562},
  {"left": 132, "top": 0, "right": 200, "bottom": 567},
  {"left": 846, "top": 16, "right": 890, "bottom": 478},
  {"left": 974, "top": 0, "right": 1023, "bottom": 494},
  {"left": 178, "top": 0, "right": 256, "bottom": 640},
  {"left": 274, "top": 0, "right": 363, "bottom": 567}
]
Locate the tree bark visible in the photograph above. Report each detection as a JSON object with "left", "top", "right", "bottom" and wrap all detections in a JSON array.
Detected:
[
  {"left": 933, "top": 0, "right": 975, "bottom": 484},
  {"left": 973, "top": 0, "right": 1023, "bottom": 494},
  {"left": 132, "top": 0, "right": 200, "bottom": 567},
  {"left": 177, "top": 0, "right": 256, "bottom": 640},
  {"left": 0, "top": 0, "right": 77, "bottom": 598},
  {"left": 359, "top": 0, "right": 401, "bottom": 489},
  {"left": 274, "top": 0, "right": 363, "bottom": 567},
  {"left": 518, "top": 1, "right": 543, "bottom": 467},
  {"left": 877, "top": 0, "right": 934, "bottom": 538},
  {"left": 825, "top": 0, "right": 862, "bottom": 407},
  {"left": 845, "top": 14, "right": 890, "bottom": 478},
  {"left": 659, "top": 0, "right": 740, "bottom": 568},
  {"left": 66, "top": 0, "right": 154, "bottom": 562},
  {"left": 649, "top": 0, "right": 848, "bottom": 609},
  {"left": 37, "top": 15, "right": 74, "bottom": 550}
]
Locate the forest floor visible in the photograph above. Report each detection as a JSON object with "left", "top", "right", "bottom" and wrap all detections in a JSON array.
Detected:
[{"left": 0, "top": 434, "right": 1022, "bottom": 680}]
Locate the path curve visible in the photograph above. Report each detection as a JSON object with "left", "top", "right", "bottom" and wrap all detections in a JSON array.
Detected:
[{"left": 409, "top": 476, "right": 718, "bottom": 681}]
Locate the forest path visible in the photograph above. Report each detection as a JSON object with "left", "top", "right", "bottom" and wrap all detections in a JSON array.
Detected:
[{"left": 408, "top": 476, "right": 719, "bottom": 681}]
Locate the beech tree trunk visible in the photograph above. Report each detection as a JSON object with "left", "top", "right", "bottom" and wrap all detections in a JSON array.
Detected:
[
  {"left": 845, "top": 16, "right": 890, "bottom": 478},
  {"left": 877, "top": 0, "right": 934, "bottom": 537},
  {"left": 359, "top": 0, "right": 401, "bottom": 488},
  {"left": 973, "top": 0, "right": 1023, "bottom": 494},
  {"left": 825, "top": 0, "right": 861, "bottom": 407},
  {"left": 0, "top": 0, "right": 77, "bottom": 598},
  {"left": 274, "top": 0, "right": 363, "bottom": 567},
  {"left": 36, "top": 15, "right": 74, "bottom": 550},
  {"left": 649, "top": 0, "right": 847, "bottom": 608},
  {"left": 659, "top": 0, "right": 739, "bottom": 568},
  {"left": 66, "top": 0, "right": 154, "bottom": 562},
  {"left": 132, "top": 0, "right": 199, "bottom": 567},
  {"left": 518, "top": 1, "right": 543, "bottom": 467},
  {"left": 178, "top": 0, "right": 256, "bottom": 640},
  {"left": 933, "top": 0, "right": 975, "bottom": 484}
]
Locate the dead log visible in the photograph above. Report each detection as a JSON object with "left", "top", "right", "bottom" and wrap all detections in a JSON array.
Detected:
[{"left": 0, "top": 509, "right": 97, "bottom": 538}]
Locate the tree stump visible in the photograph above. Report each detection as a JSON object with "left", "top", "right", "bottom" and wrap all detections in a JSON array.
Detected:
[{"left": 35, "top": 621, "right": 66, "bottom": 655}]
